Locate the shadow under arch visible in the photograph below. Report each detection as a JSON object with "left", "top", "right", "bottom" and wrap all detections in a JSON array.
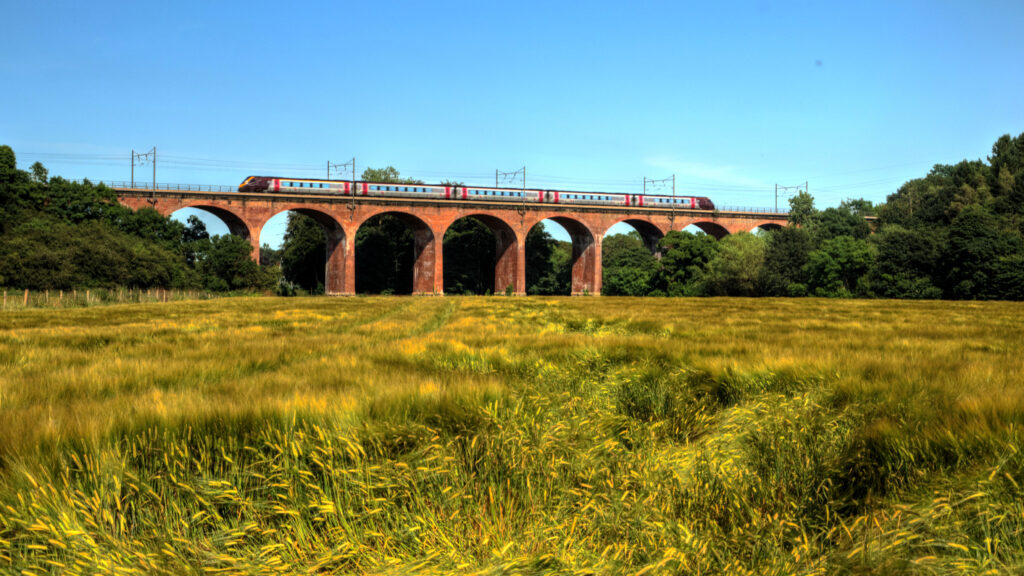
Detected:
[
  {"left": 263, "top": 207, "right": 347, "bottom": 294},
  {"left": 749, "top": 222, "right": 784, "bottom": 234},
  {"left": 355, "top": 210, "right": 437, "bottom": 294},
  {"left": 686, "top": 221, "right": 731, "bottom": 239},
  {"left": 442, "top": 213, "right": 520, "bottom": 295}
]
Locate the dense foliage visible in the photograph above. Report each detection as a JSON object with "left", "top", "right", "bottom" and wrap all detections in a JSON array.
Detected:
[
  {"left": 599, "top": 132, "right": 1024, "bottom": 300},
  {"left": 0, "top": 146, "right": 277, "bottom": 292}
]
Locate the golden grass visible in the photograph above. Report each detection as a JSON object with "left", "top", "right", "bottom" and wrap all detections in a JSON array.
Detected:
[{"left": 1, "top": 296, "right": 1023, "bottom": 574}]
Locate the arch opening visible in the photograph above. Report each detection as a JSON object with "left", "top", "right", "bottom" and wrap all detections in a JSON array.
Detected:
[
  {"left": 442, "top": 215, "right": 519, "bottom": 295},
  {"left": 749, "top": 222, "right": 784, "bottom": 235},
  {"left": 262, "top": 208, "right": 346, "bottom": 295},
  {"left": 525, "top": 219, "right": 571, "bottom": 295},
  {"left": 684, "top": 221, "right": 730, "bottom": 239},
  {"left": 526, "top": 217, "right": 599, "bottom": 295},
  {"left": 171, "top": 206, "right": 251, "bottom": 241},
  {"left": 601, "top": 219, "right": 664, "bottom": 296},
  {"left": 355, "top": 212, "right": 436, "bottom": 295}
]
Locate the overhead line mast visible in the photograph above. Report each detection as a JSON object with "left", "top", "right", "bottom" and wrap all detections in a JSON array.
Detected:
[
  {"left": 774, "top": 181, "right": 808, "bottom": 212},
  {"left": 644, "top": 174, "right": 675, "bottom": 225},
  {"left": 131, "top": 147, "right": 155, "bottom": 190},
  {"left": 328, "top": 158, "right": 356, "bottom": 212},
  {"left": 496, "top": 166, "right": 527, "bottom": 215}
]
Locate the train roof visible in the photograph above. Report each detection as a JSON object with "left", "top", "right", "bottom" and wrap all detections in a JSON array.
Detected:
[{"left": 243, "top": 176, "right": 712, "bottom": 200}]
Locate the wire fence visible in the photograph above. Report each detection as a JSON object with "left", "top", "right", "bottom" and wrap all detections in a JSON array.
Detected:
[{"left": 1, "top": 288, "right": 224, "bottom": 310}]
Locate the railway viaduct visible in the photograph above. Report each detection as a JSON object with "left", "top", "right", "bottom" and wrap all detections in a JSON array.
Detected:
[{"left": 115, "top": 186, "right": 790, "bottom": 296}]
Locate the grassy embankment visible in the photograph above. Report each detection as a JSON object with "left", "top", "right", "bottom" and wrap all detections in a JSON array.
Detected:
[{"left": 1, "top": 297, "right": 1023, "bottom": 574}]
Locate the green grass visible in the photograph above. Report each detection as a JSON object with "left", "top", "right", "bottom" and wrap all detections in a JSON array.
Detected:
[{"left": 1, "top": 297, "right": 1024, "bottom": 574}]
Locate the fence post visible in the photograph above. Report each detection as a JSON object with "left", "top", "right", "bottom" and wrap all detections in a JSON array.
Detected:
[
  {"left": 3, "top": 290, "right": 6, "bottom": 310},
  {"left": 24, "top": 289, "right": 29, "bottom": 307}
]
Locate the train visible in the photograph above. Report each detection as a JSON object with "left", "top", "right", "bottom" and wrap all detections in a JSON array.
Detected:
[{"left": 238, "top": 176, "right": 715, "bottom": 210}]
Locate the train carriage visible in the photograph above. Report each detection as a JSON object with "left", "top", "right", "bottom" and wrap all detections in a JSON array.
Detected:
[{"left": 238, "top": 175, "right": 715, "bottom": 210}]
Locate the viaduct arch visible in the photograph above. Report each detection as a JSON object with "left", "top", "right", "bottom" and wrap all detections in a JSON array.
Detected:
[{"left": 117, "top": 188, "right": 791, "bottom": 296}]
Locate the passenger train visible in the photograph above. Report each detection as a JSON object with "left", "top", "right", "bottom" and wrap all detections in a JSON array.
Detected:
[{"left": 238, "top": 176, "right": 715, "bottom": 210}]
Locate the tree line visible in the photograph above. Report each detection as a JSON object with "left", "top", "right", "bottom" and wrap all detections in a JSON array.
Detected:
[
  {"left": 2, "top": 133, "right": 1023, "bottom": 300},
  {"left": 0, "top": 146, "right": 276, "bottom": 292},
  {"left": 602, "top": 133, "right": 1024, "bottom": 300}
]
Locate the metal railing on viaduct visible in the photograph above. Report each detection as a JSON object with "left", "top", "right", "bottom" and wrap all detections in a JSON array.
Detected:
[{"left": 112, "top": 183, "right": 792, "bottom": 296}]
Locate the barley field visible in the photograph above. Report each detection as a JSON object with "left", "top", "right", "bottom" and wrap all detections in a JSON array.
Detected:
[{"left": 1, "top": 296, "right": 1023, "bottom": 575}]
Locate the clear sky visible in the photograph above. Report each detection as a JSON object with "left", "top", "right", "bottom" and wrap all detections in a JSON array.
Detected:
[{"left": 4, "top": 1, "right": 1023, "bottom": 246}]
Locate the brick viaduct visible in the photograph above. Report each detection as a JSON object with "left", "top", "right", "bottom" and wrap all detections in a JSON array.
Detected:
[{"left": 116, "top": 188, "right": 789, "bottom": 295}]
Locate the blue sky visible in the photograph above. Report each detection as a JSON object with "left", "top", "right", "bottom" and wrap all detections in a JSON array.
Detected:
[{"left": 4, "top": 1, "right": 1023, "bottom": 246}]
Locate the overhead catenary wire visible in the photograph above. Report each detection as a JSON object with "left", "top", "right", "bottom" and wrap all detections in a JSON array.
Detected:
[{"left": 18, "top": 150, "right": 920, "bottom": 205}]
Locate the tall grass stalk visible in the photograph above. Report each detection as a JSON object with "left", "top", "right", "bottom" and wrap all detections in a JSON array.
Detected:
[{"left": 1, "top": 297, "right": 1023, "bottom": 573}]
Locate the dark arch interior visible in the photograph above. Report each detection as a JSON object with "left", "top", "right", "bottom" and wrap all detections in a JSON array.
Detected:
[
  {"left": 615, "top": 219, "right": 665, "bottom": 253},
  {"left": 524, "top": 217, "right": 598, "bottom": 295},
  {"left": 751, "top": 222, "right": 784, "bottom": 234},
  {"left": 269, "top": 209, "right": 344, "bottom": 293},
  {"left": 686, "top": 221, "right": 730, "bottom": 239},
  {"left": 355, "top": 212, "right": 432, "bottom": 294},
  {"left": 442, "top": 215, "right": 516, "bottom": 295},
  {"left": 524, "top": 219, "right": 569, "bottom": 295}
]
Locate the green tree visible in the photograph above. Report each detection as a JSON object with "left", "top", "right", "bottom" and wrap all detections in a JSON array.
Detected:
[
  {"left": 815, "top": 204, "right": 871, "bottom": 242},
  {"left": 787, "top": 191, "right": 817, "bottom": 227},
  {"left": 941, "top": 205, "right": 1022, "bottom": 299},
  {"left": 29, "top": 162, "right": 48, "bottom": 185},
  {"left": 866, "top": 226, "right": 942, "bottom": 299},
  {"left": 698, "top": 232, "right": 766, "bottom": 296},
  {"left": 601, "top": 232, "right": 658, "bottom": 296},
  {"left": 354, "top": 167, "right": 422, "bottom": 294},
  {"left": 0, "top": 145, "right": 18, "bottom": 184},
  {"left": 759, "top": 226, "right": 813, "bottom": 296},
  {"left": 443, "top": 217, "right": 496, "bottom": 294},
  {"left": 804, "top": 236, "right": 875, "bottom": 297},
  {"left": 527, "top": 226, "right": 570, "bottom": 295},
  {"left": 281, "top": 212, "right": 327, "bottom": 293},
  {"left": 654, "top": 231, "right": 720, "bottom": 296},
  {"left": 181, "top": 215, "right": 211, "bottom": 267},
  {"left": 198, "top": 234, "right": 274, "bottom": 292}
]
